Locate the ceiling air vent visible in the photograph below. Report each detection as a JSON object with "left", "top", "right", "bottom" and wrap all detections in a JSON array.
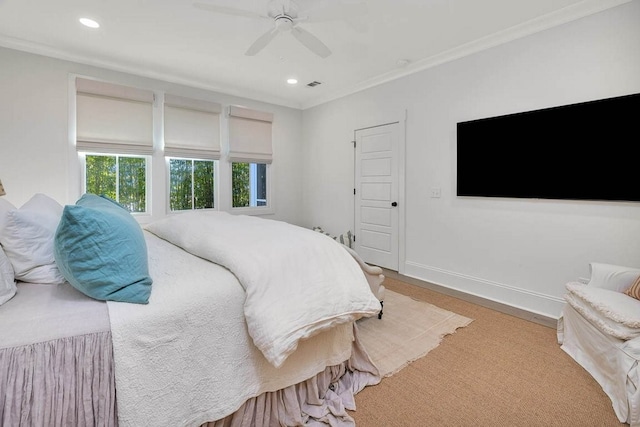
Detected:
[{"left": 306, "top": 81, "right": 322, "bottom": 87}]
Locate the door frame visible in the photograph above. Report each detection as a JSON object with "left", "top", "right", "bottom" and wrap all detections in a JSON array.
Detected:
[{"left": 352, "top": 110, "right": 406, "bottom": 274}]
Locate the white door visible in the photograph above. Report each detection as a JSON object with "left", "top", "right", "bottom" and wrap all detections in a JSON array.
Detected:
[{"left": 354, "top": 122, "right": 400, "bottom": 270}]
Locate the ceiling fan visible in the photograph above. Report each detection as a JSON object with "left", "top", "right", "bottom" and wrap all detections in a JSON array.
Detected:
[{"left": 193, "top": 0, "right": 362, "bottom": 58}]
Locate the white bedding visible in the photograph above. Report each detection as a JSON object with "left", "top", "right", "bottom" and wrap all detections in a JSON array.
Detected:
[
  {"left": 107, "top": 232, "right": 358, "bottom": 427},
  {"left": 145, "top": 211, "right": 381, "bottom": 367}
]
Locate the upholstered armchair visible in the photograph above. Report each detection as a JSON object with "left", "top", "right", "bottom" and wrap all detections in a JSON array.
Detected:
[{"left": 558, "top": 263, "right": 640, "bottom": 426}]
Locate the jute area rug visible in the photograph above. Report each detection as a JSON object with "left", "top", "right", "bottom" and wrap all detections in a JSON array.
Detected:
[{"left": 357, "top": 289, "right": 472, "bottom": 377}]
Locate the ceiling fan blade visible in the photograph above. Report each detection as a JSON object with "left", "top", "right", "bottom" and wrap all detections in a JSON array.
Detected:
[
  {"left": 193, "top": 2, "right": 268, "bottom": 20},
  {"left": 291, "top": 26, "right": 331, "bottom": 58},
  {"left": 296, "top": 1, "right": 368, "bottom": 33},
  {"left": 245, "top": 28, "right": 279, "bottom": 56},
  {"left": 300, "top": 1, "right": 368, "bottom": 23}
]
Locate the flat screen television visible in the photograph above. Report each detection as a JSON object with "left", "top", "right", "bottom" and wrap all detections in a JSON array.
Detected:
[{"left": 456, "top": 92, "right": 640, "bottom": 202}]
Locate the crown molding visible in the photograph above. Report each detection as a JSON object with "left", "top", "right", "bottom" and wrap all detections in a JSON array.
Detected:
[
  {"left": 0, "top": 0, "right": 630, "bottom": 111},
  {"left": 300, "top": 0, "right": 632, "bottom": 110},
  {"left": 0, "top": 35, "right": 303, "bottom": 110}
]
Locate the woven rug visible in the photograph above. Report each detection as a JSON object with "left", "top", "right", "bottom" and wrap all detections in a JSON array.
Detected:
[{"left": 357, "top": 289, "right": 473, "bottom": 377}]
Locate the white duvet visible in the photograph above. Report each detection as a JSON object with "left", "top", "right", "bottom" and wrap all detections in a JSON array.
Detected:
[
  {"left": 145, "top": 211, "right": 381, "bottom": 367},
  {"left": 108, "top": 231, "right": 359, "bottom": 426}
]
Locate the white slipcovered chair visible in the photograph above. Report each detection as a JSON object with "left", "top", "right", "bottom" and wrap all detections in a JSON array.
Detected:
[{"left": 558, "top": 263, "right": 640, "bottom": 426}]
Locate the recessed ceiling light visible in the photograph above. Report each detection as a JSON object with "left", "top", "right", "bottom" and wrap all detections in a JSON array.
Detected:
[
  {"left": 79, "top": 18, "right": 100, "bottom": 29},
  {"left": 287, "top": 78, "right": 298, "bottom": 85}
]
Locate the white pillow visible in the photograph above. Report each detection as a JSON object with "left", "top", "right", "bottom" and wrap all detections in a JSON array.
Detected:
[
  {"left": 0, "top": 245, "right": 16, "bottom": 305},
  {"left": 0, "top": 198, "right": 16, "bottom": 217},
  {"left": 0, "top": 194, "right": 66, "bottom": 284},
  {"left": 587, "top": 262, "right": 640, "bottom": 293}
]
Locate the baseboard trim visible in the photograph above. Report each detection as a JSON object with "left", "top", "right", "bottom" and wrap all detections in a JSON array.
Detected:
[{"left": 382, "top": 267, "right": 559, "bottom": 329}]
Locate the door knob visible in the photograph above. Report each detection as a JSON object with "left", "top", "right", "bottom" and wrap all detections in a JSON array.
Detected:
[{"left": 391, "top": 202, "right": 398, "bottom": 207}]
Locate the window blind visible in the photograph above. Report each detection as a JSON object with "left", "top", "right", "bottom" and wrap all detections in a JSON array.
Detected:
[
  {"left": 75, "top": 78, "right": 154, "bottom": 155},
  {"left": 164, "top": 94, "right": 222, "bottom": 160},
  {"left": 227, "top": 105, "right": 274, "bottom": 164}
]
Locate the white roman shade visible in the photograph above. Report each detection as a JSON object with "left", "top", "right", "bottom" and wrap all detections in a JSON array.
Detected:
[
  {"left": 164, "top": 94, "right": 222, "bottom": 160},
  {"left": 227, "top": 105, "right": 274, "bottom": 164},
  {"left": 76, "top": 78, "right": 154, "bottom": 155}
]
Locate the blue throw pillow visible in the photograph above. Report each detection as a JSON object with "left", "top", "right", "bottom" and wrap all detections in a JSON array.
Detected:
[{"left": 54, "top": 194, "right": 153, "bottom": 304}]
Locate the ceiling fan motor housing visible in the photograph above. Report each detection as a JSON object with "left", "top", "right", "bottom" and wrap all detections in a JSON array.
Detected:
[{"left": 275, "top": 15, "right": 294, "bottom": 31}]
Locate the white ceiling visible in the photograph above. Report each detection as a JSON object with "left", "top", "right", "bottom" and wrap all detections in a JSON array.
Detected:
[{"left": 0, "top": 0, "right": 630, "bottom": 109}]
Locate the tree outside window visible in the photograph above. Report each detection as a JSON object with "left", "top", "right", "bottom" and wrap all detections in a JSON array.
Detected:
[
  {"left": 169, "top": 158, "right": 214, "bottom": 211},
  {"left": 232, "top": 162, "right": 267, "bottom": 208},
  {"left": 85, "top": 154, "right": 146, "bottom": 213}
]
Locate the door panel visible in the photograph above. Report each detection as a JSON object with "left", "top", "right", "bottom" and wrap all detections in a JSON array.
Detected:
[
  {"left": 361, "top": 158, "right": 391, "bottom": 176},
  {"left": 361, "top": 206, "right": 391, "bottom": 227},
  {"left": 360, "top": 229, "right": 391, "bottom": 252},
  {"left": 361, "top": 182, "right": 391, "bottom": 200},
  {"left": 354, "top": 122, "right": 399, "bottom": 270}
]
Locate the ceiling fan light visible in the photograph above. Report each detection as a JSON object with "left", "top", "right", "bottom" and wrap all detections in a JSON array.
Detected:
[{"left": 287, "top": 78, "right": 298, "bottom": 85}]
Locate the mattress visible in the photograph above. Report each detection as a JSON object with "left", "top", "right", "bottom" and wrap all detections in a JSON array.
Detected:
[{"left": 0, "top": 280, "right": 109, "bottom": 349}]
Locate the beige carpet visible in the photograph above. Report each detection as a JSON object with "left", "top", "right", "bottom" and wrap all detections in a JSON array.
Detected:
[
  {"left": 350, "top": 277, "right": 623, "bottom": 426},
  {"left": 357, "top": 289, "right": 472, "bottom": 377}
]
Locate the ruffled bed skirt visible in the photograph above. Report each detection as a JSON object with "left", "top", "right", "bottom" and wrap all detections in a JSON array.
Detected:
[
  {"left": 0, "top": 331, "right": 117, "bottom": 427},
  {"left": 205, "top": 327, "right": 380, "bottom": 427},
  {"left": 0, "top": 327, "right": 379, "bottom": 427}
]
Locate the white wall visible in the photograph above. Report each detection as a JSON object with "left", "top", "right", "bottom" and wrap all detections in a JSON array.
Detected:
[
  {"left": 301, "top": 1, "right": 640, "bottom": 318},
  {"left": 1, "top": 3, "right": 638, "bottom": 319},
  {"left": 0, "top": 47, "right": 304, "bottom": 225}
]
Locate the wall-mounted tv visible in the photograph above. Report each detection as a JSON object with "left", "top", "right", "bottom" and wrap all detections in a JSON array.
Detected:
[{"left": 456, "top": 92, "right": 640, "bottom": 202}]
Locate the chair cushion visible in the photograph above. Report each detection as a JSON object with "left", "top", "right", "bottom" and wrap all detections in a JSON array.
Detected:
[
  {"left": 565, "top": 282, "right": 640, "bottom": 340},
  {"left": 624, "top": 276, "right": 640, "bottom": 300}
]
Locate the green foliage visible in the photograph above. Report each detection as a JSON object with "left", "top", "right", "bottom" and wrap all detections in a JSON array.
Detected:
[
  {"left": 169, "top": 159, "right": 214, "bottom": 211},
  {"left": 194, "top": 161, "right": 214, "bottom": 209},
  {"left": 170, "top": 159, "right": 193, "bottom": 211},
  {"left": 86, "top": 155, "right": 116, "bottom": 200},
  {"left": 86, "top": 155, "right": 146, "bottom": 213},
  {"left": 86, "top": 155, "right": 256, "bottom": 212},
  {"left": 232, "top": 162, "right": 250, "bottom": 207},
  {"left": 256, "top": 163, "right": 267, "bottom": 206},
  {"left": 119, "top": 157, "right": 146, "bottom": 212}
]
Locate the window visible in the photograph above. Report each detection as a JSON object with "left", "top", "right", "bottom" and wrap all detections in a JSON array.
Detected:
[
  {"left": 227, "top": 106, "right": 273, "bottom": 211},
  {"left": 84, "top": 154, "right": 148, "bottom": 213},
  {"left": 169, "top": 158, "right": 215, "bottom": 211},
  {"left": 232, "top": 162, "right": 267, "bottom": 207},
  {"left": 164, "top": 94, "right": 221, "bottom": 212},
  {"left": 73, "top": 77, "right": 278, "bottom": 218},
  {"left": 75, "top": 77, "right": 154, "bottom": 214}
]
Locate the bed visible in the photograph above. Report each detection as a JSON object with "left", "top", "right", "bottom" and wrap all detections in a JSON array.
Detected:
[{"left": 0, "top": 193, "right": 383, "bottom": 426}]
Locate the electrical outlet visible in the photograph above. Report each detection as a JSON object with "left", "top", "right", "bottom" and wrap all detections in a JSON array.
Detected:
[{"left": 430, "top": 188, "right": 441, "bottom": 198}]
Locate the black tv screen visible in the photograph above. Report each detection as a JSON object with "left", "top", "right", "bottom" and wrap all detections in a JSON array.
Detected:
[{"left": 456, "top": 92, "right": 640, "bottom": 202}]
